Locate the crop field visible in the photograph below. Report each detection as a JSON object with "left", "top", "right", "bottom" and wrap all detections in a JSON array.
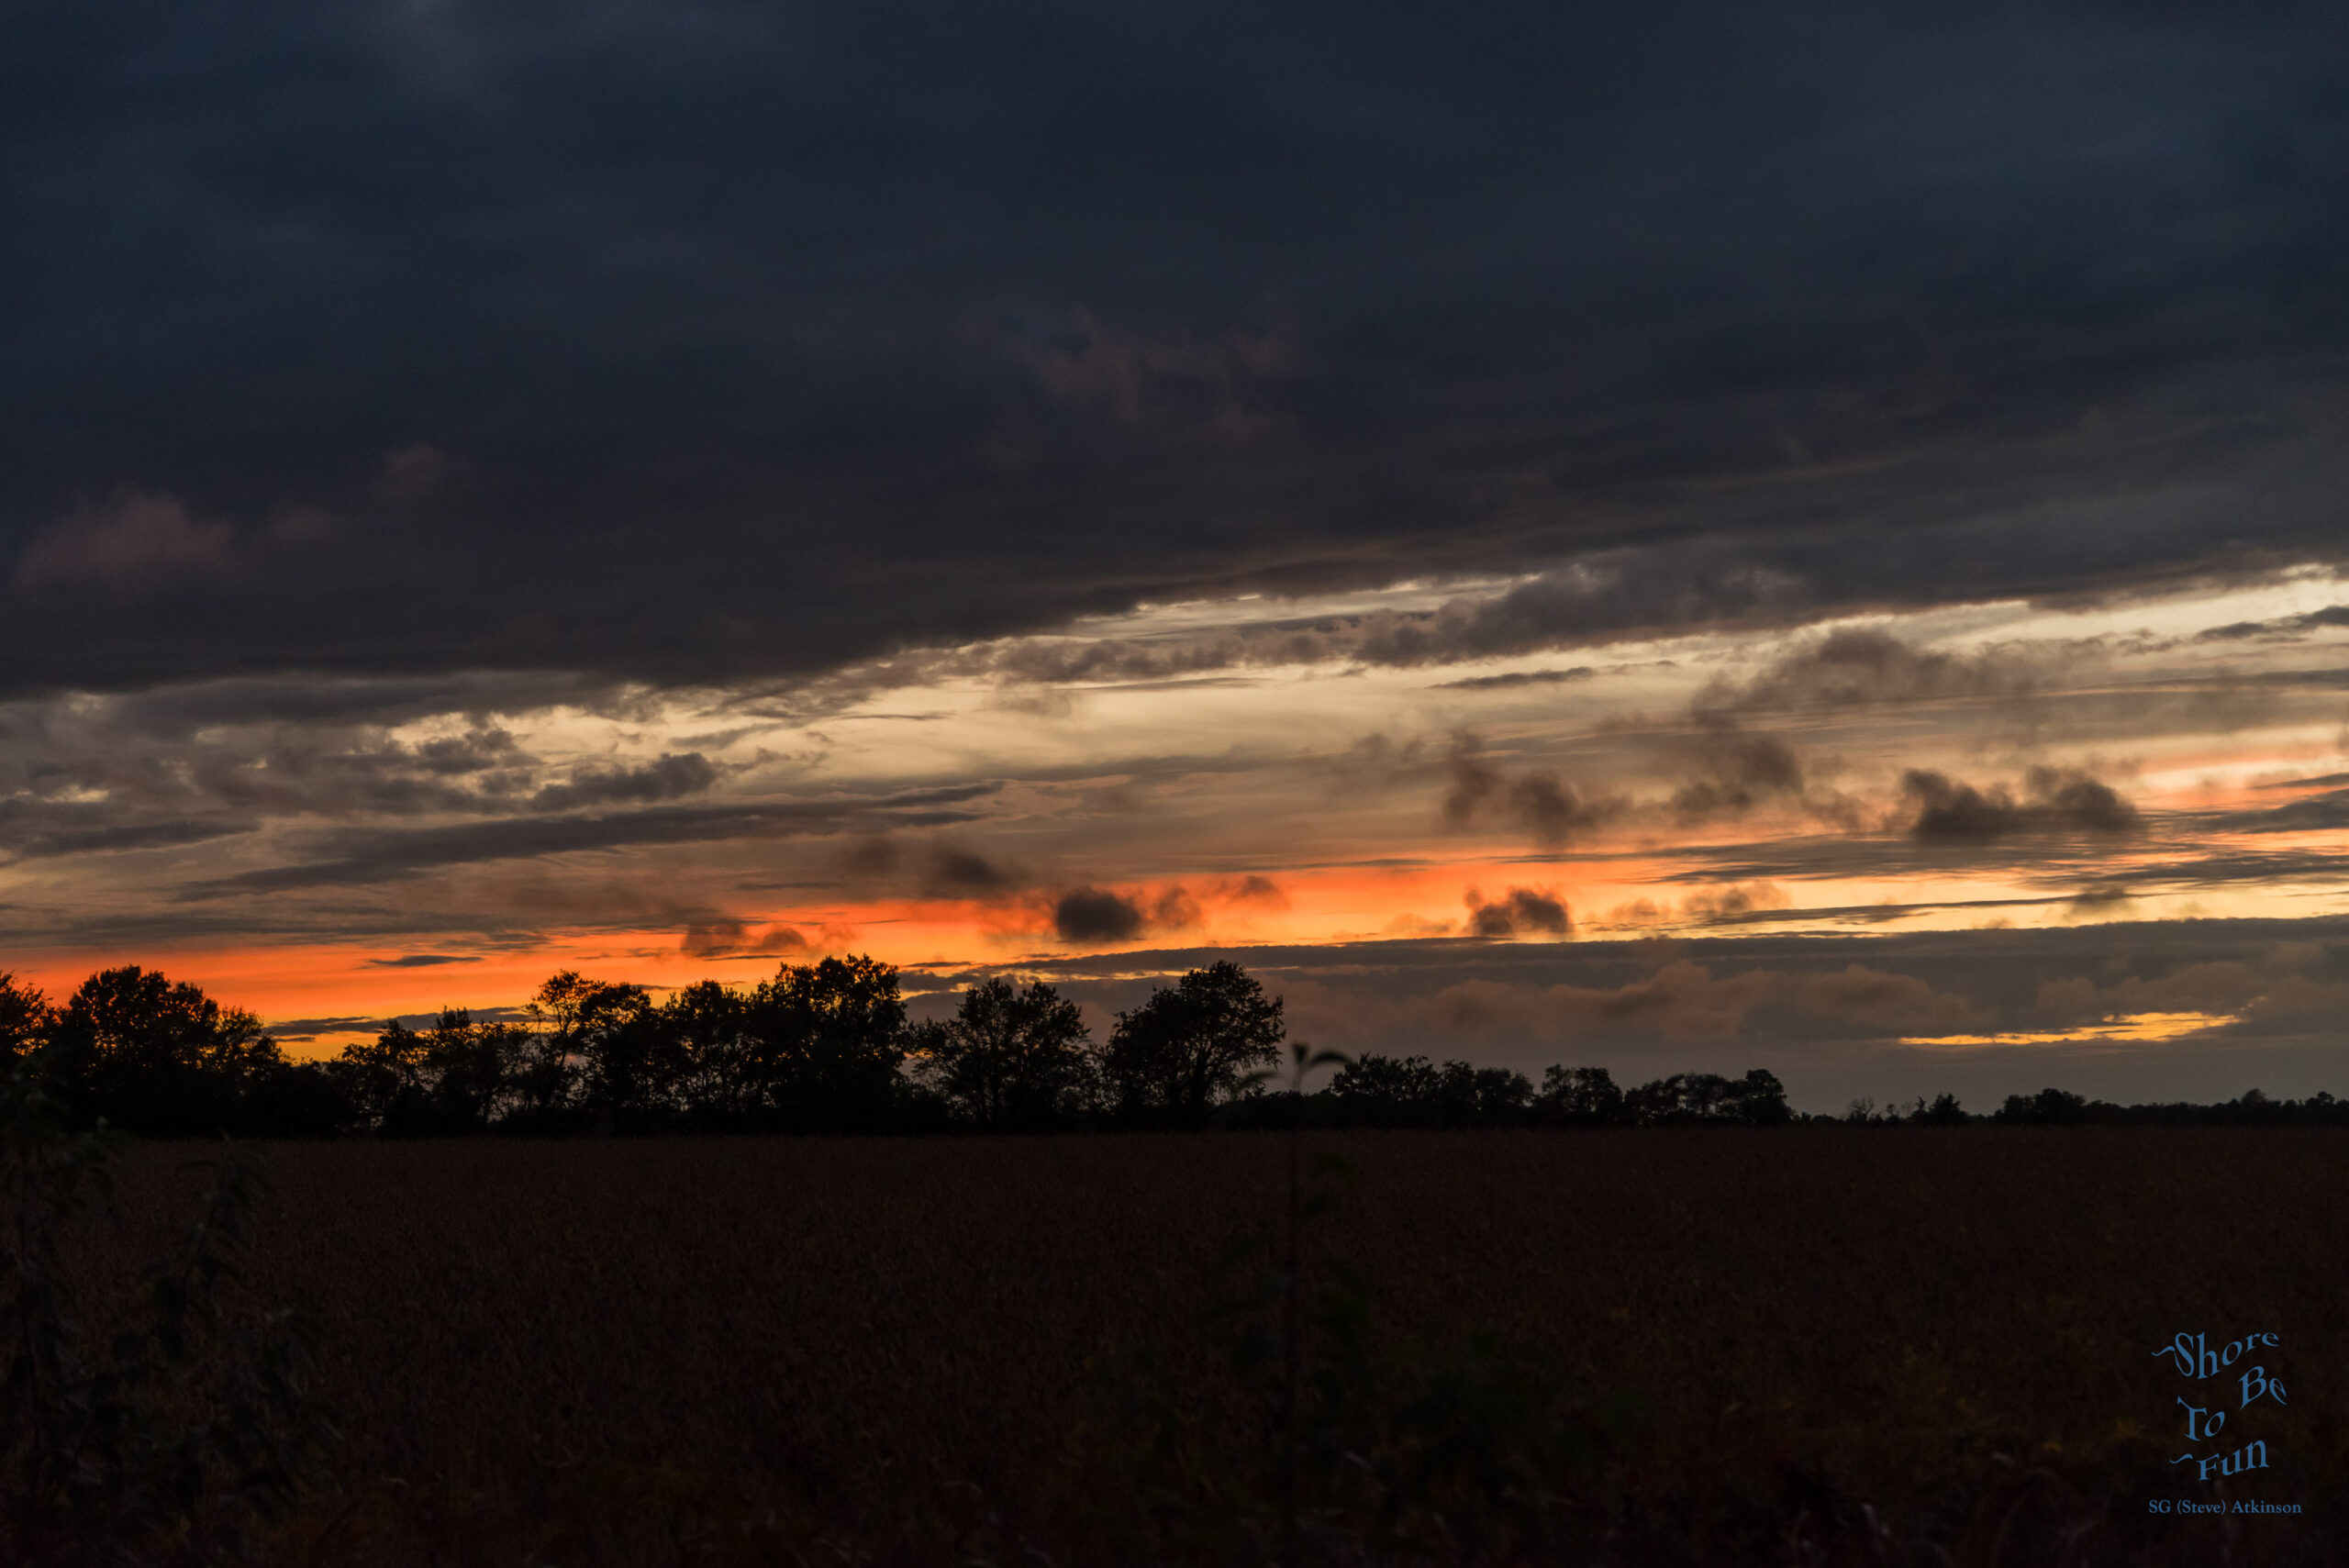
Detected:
[{"left": 88, "top": 1129, "right": 2349, "bottom": 1564}]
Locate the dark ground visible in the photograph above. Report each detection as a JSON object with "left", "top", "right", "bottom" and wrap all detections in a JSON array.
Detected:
[{"left": 95, "top": 1129, "right": 2349, "bottom": 1562}]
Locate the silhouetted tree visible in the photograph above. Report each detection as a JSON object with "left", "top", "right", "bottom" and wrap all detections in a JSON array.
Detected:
[
  {"left": 534, "top": 973, "right": 673, "bottom": 1133},
  {"left": 502, "top": 973, "right": 624, "bottom": 1129},
  {"left": 332, "top": 1018, "right": 430, "bottom": 1134},
  {"left": 338, "top": 1008, "right": 529, "bottom": 1134},
  {"left": 0, "top": 975, "right": 50, "bottom": 1068},
  {"left": 241, "top": 1057, "right": 352, "bottom": 1138},
  {"left": 741, "top": 955, "right": 910, "bottom": 1131},
  {"left": 41, "top": 967, "right": 288, "bottom": 1136},
  {"left": 1997, "top": 1086, "right": 2087, "bottom": 1125},
  {"left": 1327, "top": 1054, "right": 1534, "bottom": 1128},
  {"left": 426, "top": 1008, "right": 532, "bottom": 1131},
  {"left": 1622, "top": 1069, "right": 1789, "bottom": 1128},
  {"left": 915, "top": 977, "right": 1093, "bottom": 1131},
  {"left": 1329, "top": 1053, "right": 1441, "bottom": 1126},
  {"left": 1906, "top": 1093, "right": 1969, "bottom": 1127},
  {"left": 1103, "top": 962, "right": 1284, "bottom": 1129},
  {"left": 1429, "top": 1061, "right": 1533, "bottom": 1126},
  {"left": 660, "top": 979, "right": 757, "bottom": 1129},
  {"left": 1533, "top": 1066, "right": 1627, "bottom": 1127}
]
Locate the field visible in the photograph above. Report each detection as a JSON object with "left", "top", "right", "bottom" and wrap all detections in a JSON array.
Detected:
[{"left": 90, "top": 1129, "right": 2349, "bottom": 1563}]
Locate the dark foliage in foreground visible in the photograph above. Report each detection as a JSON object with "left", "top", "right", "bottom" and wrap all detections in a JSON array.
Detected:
[
  {"left": 0, "top": 1073, "right": 333, "bottom": 1565},
  {"left": 0, "top": 961, "right": 2336, "bottom": 1140}
]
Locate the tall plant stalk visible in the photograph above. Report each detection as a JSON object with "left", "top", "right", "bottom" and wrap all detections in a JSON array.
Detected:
[{"left": 1270, "top": 1041, "right": 1348, "bottom": 1568}]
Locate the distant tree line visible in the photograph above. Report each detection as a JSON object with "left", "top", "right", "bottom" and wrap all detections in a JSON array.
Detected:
[
  {"left": 0, "top": 958, "right": 1290, "bottom": 1138},
  {"left": 0, "top": 959, "right": 2337, "bottom": 1138},
  {"left": 1869, "top": 1084, "right": 2349, "bottom": 1129}
]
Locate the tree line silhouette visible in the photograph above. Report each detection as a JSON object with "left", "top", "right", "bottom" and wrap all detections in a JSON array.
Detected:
[{"left": 0, "top": 957, "right": 2334, "bottom": 1138}]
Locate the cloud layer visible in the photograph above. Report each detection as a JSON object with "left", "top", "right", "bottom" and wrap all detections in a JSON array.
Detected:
[
  {"left": 0, "top": 4, "right": 2343, "bottom": 1111},
  {"left": 0, "top": 1, "right": 2342, "bottom": 695}
]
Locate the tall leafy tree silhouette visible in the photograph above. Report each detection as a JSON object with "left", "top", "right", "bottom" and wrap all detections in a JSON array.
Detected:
[
  {"left": 333, "top": 1017, "right": 429, "bottom": 1134},
  {"left": 422, "top": 1009, "right": 530, "bottom": 1132},
  {"left": 658, "top": 979, "right": 755, "bottom": 1130},
  {"left": 41, "top": 968, "right": 287, "bottom": 1136},
  {"left": 1104, "top": 962, "right": 1285, "bottom": 1129},
  {"left": 507, "top": 972, "right": 630, "bottom": 1129},
  {"left": 533, "top": 974, "right": 677, "bottom": 1133},
  {"left": 743, "top": 955, "right": 910, "bottom": 1131},
  {"left": 916, "top": 977, "right": 1093, "bottom": 1131}
]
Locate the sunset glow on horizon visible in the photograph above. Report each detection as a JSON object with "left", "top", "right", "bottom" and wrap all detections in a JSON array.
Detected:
[
  {"left": 3, "top": 1, "right": 2343, "bottom": 1113},
  {"left": 6, "top": 571, "right": 2343, "bottom": 1106}
]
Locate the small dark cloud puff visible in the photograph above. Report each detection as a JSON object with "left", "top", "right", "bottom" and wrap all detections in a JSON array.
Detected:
[
  {"left": 412, "top": 728, "right": 523, "bottom": 776},
  {"left": 1680, "top": 882, "right": 1794, "bottom": 923},
  {"left": 1219, "top": 873, "right": 1290, "bottom": 907},
  {"left": 2064, "top": 883, "right": 2137, "bottom": 920},
  {"left": 1442, "top": 735, "right": 1616, "bottom": 846},
  {"left": 1670, "top": 730, "right": 1808, "bottom": 821},
  {"left": 681, "top": 918, "right": 810, "bottom": 959},
  {"left": 923, "top": 845, "right": 1023, "bottom": 895},
  {"left": 1901, "top": 767, "right": 2139, "bottom": 843},
  {"left": 363, "top": 953, "right": 482, "bottom": 968},
  {"left": 1465, "top": 886, "right": 1572, "bottom": 939},
  {"left": 1152, "top": 885, "right": 1203, "bottom": 929},
  {"left": 1053, "top": 886, "right": 1145, "bottom": 942}
]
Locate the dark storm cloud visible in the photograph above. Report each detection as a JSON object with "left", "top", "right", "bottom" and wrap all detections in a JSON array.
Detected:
[
  {"left": 0, "top": 1, "right": 2342, "bottom": 696},
  {"left": 1695, "top": 628, "right": 2052, "bottom": 715},
  {"left": 92, "top": 675, "right": 634, "bottom": 738},
  {"left": 2199, "top": 605, "right": 2349, "bottom": 640},
  {"left": 1, "top": 815, "right": 256, "bottom": 861},
  {"left": 181, "top": 783, "right": 1001, "bottom": 895},
  {"left": 0, "top": 705, "right": 551, "bottom": 843},
  {"left": 529, "top": 752, "right": 718, "bottom": 810},
  {"left": 2220, "top": 785, "right": 2349, "bottom": 833},
  {"left": 1433, "top": 667, "right": 1597, "bottom": 691}
]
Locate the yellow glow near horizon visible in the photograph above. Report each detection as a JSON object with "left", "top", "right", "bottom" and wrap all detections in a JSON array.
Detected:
[{"left": 1898, "top": 1012, "right": 2238, "bottom": 1050}]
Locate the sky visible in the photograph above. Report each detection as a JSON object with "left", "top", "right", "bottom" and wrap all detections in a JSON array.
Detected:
[{"left": 2, "top": 0, "right": 2344, "bottom": 1112}]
